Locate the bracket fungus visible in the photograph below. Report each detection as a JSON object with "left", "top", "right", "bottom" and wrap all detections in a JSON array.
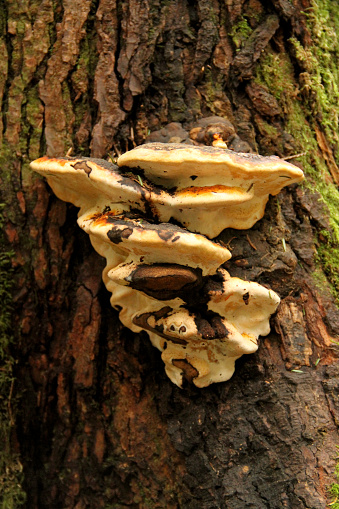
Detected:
[{"left": 30, "top": 143, "right": 303, "bottom": 388}]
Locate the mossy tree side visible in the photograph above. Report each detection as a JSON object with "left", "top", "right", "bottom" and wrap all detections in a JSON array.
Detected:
[{"left": 1, "top": 0, "right": 339, "bottom": 507}]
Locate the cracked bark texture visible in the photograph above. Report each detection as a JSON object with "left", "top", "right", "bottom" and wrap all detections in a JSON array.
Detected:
[{"left": 1, "top": 0, "right": 339, "bottom": 508}]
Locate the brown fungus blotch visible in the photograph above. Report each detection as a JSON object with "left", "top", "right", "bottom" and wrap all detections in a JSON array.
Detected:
[
  {"left": 171, "top": 359, "right": 199, "bottom": 385},
  {"left": 72, "top": 161, "right": 92, "bottom": 175},
  {"left": 127, "top": 264, "right": 203, "bottom": 301},
  {"left": 30, "top": 142, "right": 303, "bottom": 388}
]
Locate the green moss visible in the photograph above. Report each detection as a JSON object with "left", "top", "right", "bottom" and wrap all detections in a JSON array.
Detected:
[
  {"left": 255, "top": 116, "right": 283, "bottom": 152},
  {"left": 329, "top": 448, "right": 339, "bottom": 509},
  {"left": 199, "top": 67, "right": 225, "bottom": 114},
  {"left": 229, "top": 17, "right": 253, "bottom": 49},
  {"left": 0, "top": 204, "right": 26, "bottom": 508},
  {"left": 255, "top": 50, "right": 295, "bottom": 103},
  {"left": 315, "top": 230, "right": 339, "bottom": 303},
  {"left": 255, "top": 49, "right": 339, "bottom": 233},
  {"left": 254, "top": 0, "right": 339, "bottom": 303},
  {"left": 257, "top": 119, "right": 278, "bottom": 138},
  {"left": 293, "top": 2, "right": 339, "bottom": 153}
]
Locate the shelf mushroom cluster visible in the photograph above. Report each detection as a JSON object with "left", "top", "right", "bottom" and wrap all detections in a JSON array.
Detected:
[{"left": 30, "top": 143, "right": 304, "bottom": 387}]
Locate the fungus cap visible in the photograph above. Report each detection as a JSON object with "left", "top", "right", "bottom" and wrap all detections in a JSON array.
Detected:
[
  {"left": 30, "top": 156, "right": 148, "bottom": 215},
  {"left": 117, "top": 142, "right": 304, "bottom": 193},
  {"left": 80, "top": 213, "right": 231, "bottom": 276},
  {"left": 117, "top": 143, "right": 304, "bottom": 234}
]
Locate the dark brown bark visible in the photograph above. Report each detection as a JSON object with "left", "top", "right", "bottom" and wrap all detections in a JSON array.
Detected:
[{"left": 1, "top": 0, "right": 339, "bottom": 508}]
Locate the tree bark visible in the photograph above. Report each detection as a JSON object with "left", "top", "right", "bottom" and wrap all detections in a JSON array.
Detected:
[{"left": 1, "top": 0, "right": 339, "bottom": 508}]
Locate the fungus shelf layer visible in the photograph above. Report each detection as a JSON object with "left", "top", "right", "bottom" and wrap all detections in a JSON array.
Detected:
[{"left": 117, "top": 143, "right": 304, "bottom": 236}]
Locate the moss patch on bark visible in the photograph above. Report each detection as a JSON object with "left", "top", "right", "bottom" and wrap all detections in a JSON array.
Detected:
[
  {"left": 254, "top": 0, "right": 339, "bottom": 304},
  {"left": 0, "top": 204, "right": 26, "bottom": 508}
]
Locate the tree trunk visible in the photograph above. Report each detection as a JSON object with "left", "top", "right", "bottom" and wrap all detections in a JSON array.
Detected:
[{"left": 1, "top": 0, "right": 339, "bottom": 508}]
